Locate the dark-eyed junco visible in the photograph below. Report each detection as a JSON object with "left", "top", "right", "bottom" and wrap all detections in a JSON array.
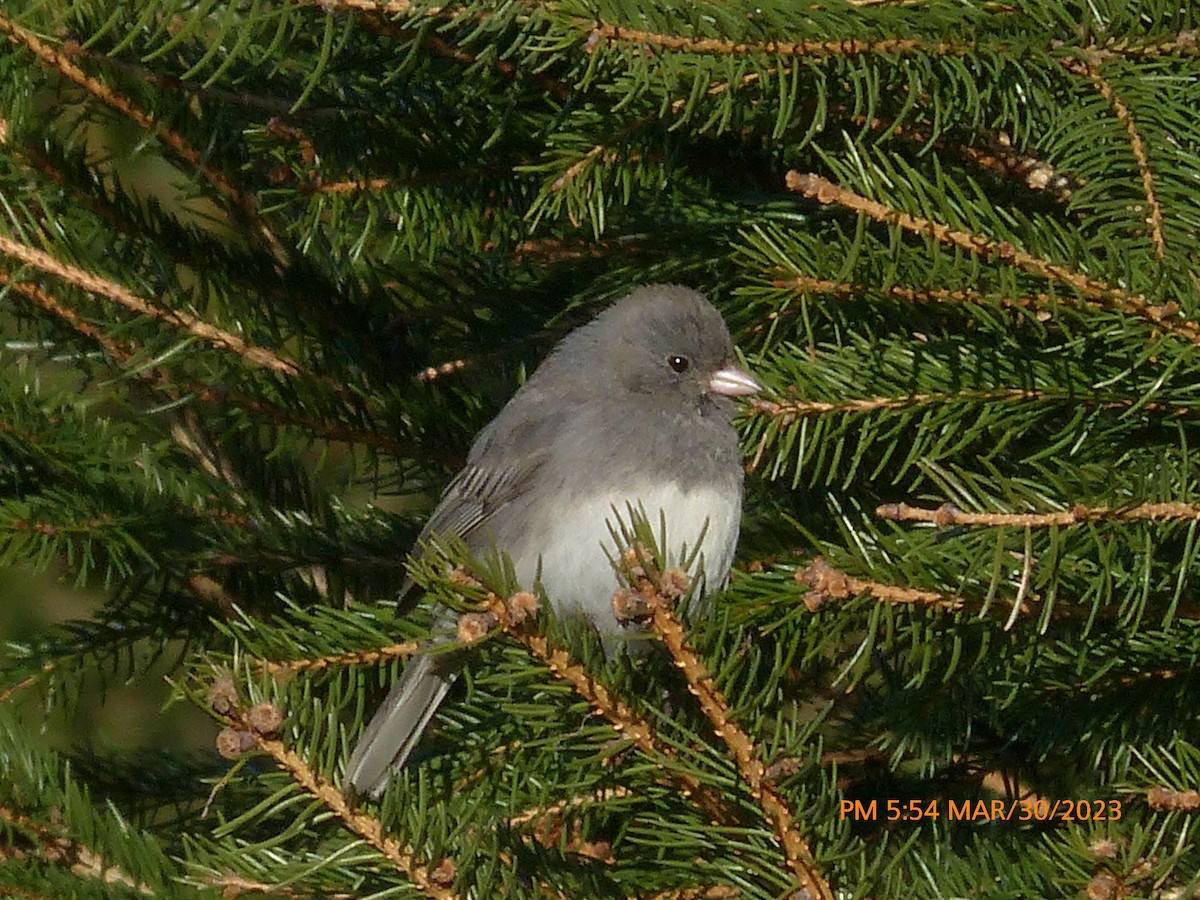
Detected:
[{"left": 344, "top": 284, "right": 760, "bottom": 797}]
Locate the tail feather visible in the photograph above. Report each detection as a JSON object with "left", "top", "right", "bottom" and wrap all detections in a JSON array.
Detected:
[{"left": 343, "top": 654, "right": 456, "bottom": 798}]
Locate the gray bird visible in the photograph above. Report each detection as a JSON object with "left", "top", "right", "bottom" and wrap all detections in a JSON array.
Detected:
[{"left": 343, "top": 284, "right": 760, "bottom": 798}]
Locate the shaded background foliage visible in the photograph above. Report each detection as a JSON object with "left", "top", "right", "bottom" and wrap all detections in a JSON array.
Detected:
[{"left": 1, "top": 0, "right": 1199, "bottom": 897}]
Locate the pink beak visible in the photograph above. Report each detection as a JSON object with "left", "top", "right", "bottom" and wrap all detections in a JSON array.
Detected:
[{"left": 708, "top": 364, "right": 761, "bottom": 398}]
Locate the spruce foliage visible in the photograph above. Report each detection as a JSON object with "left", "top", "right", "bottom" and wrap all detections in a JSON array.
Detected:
[{"left": 2, "top": 0, "right": 1199, "bottom": 896}]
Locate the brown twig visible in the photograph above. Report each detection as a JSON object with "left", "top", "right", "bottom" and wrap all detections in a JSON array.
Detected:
[
  {"left": 793, "top": 556, "right": 1200, "bottom": 624},
  {"left": 0, "top": 11, "right": 289, "bottom": 265},
  {"left": 259, "top": 642, "right": 421, "bottom": 676},
  {"left": 205, "top": 692, "right": 458, "bottom": 900},
  {"left": 1146, "top": 786, "right": 1200, "bottom": 812},
  {"left": 590, "top": 23, "right": 971, "bottom": 59},
  {"left": 3, "top": 268, "right": 433, "bottom": 464},
  {"left": 422, "top": 34, "right": 572, "bottom": 102},
  {"left": 1060, "top": 58, "right": 1165, "bottom": 259},
  {"left": 773, "top": 273, "right": 1091, "bottom": 316},
  {"left": 644, "top": 596, "right": 832, "bottom": 898},
  {"left": 0, "top": 806, "right": 152, "bottom": 894},
  {"left": 199, "top": 873, "right": 357, "bottom": 898},
  {"left": 785, "top": 171, "right": 1198, "bottom": 345},
  {"left": 750, "top": 389, "right": 1040, "bottom": 422},
  {"left": 481, "top": 593, "right": 728, "bottom": 820},
  {"left": 253, "top": 734, "right": 457, "bottom": 897},
  {"left": 288, "top": 0, "right": 428, "bottom": 14},
  {"left": 876, "top": 500, "right": 1200, "bottom": 528},
  {"left": 797, "top": 557, "right": 963, "bottom": 612},
  {"left": 0, "top": 663, "right": 57, "bottom": 704},
  {"left": 507, "top": 788, "right": 626, "bottom": 865},
  {"left": 840, "top": 114, "right": 1075, "bottom": 201},
  {"left": 0, "top": 234, "right": 301, "bottom": 376},
  {"left": 748, "top": 384, "right": 1195, "bottom": 429}
]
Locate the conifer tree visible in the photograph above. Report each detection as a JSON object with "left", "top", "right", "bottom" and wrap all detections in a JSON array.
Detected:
[{"left": 2, "top": 1, "right": 1199, "bottom": 897}]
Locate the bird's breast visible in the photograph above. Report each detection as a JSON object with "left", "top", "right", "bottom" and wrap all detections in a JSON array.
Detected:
[{"left": 501, "top": 481, "right": 742, "bottom": 642}]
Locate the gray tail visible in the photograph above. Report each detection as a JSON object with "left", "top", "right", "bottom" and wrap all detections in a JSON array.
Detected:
[{"left": 343, "top": 654, "right": 456, "bottom": 799}]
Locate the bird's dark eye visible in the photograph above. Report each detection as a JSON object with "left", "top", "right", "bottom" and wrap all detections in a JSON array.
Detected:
[{"left": 668, "top": 355, "right": 690, "bottom": 373}]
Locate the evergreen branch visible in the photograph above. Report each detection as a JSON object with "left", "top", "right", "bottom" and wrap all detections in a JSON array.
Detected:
[
  {"left": 551, "top": 143, "right": 625, "bottom": 193},
  {"left": 838, "top": 114, "right": 1074, "bottom": 200},
  {"left": 254, "top": 734, "right": 456, "bottom": 899},
  {"left": 1087, "top": 34, "right": 1200, "bottom": 60},
  {"left": 590, "top": 23, "right": 972, "bottom": 59},
  {"left": 199, "top": 872, "right": 356, "bottom": 898},
  {"left": 952, "top": 135, "right": 1073, "bottom": 200},
  {"left": 312, "top": 177, "right": 395, "bottom": 194},
  {"left": 480, "top": 591, "right": 729, "bottom": 821},
  {"left": 169, "top": 408, "right": 249, "bottom": 500},
  {"left": 0, "top": 268, "right": 114, "bottom": 349},
  {"left": 289, "top": 0, "right": 426, "bottom": 15},
  {"left": 416, "top": 359, "right": 468, "bottom": 382},
  {"left": 510, "top": 237, "right": 652, "bottom": 264},
  {"left": 0, "top": 234, "right": 302, "bottom": 376},
  {"left": 506, "top": 788, "right": 624, "bottom": 865},
  {"left": 592, "top": 19, "right": 1195, "bottom": 64},
  {"left": 747, "top": 385, "right": 1195, "bottom": 436},
  {"left": 641, "top": 889, "right": 744, "bottom": 900},
  {"left": 6, "top": 140, "right": 130, "bottom": 234},
  {"left": 185, "top": 387, "right": 421, "bottom": 458},
  {"left": 751, "top": 389, "right": 1039, "bottom": 421},
  {"left": 0, "top": 10, "right": 290, "bottom": 265},
  {"left": 71, "top": 46, "right": 343, "bottom": 119},
  {"left": 0, "top": 662, "right": 55, "bottom": 704},
  {"left": 667, "top": 68, "right": 770, "bottom": 115},
  {"left": 289, "top": 4, "right": 572, "bottom": 102},
  {"left": 0, "top": 805, "right": 153, "bottom": 894},
  {"left": 260, "top": 642, "right": 420, "bottom": 675},
  {"left": 3, "top": 271, "right": 419, "bottom": 458},
  {"left": 421, "top": 33, "right": 573, "bottom": 102},
  {"left": 643, "top": 589, "right": 832, "bottom": 899},
  {"left": 796, "top": 557, "right": 962, "bottom": 612},
  {"left": 307, "top": 165, "right": 502, "bottom": 194},
  {"left": 771, "top": 274, "right": 1084, "bottom": 316},
  {"left": 228, "top": 710, "right": 457, "bottom": 899},
  {"left": 1060, "top": 59, "right": 1166, "bottom": 260},
  {"left": 679, "top": 76, "right": 1075, "bottom": 198},
  {"left": 876, "top": 501, "right": 1200, "bottom": 528},
  {"left": 785, "top": 171, "right": 1197, "bottom": 345}
]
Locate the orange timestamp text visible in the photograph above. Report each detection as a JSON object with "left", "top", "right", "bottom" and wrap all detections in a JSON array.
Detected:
[{"left": 839, "top": 798, "right": 1122, "bottom": 823}]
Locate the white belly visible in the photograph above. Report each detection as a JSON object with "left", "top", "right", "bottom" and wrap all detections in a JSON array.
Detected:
[{"left": 509, "top": 483, "right": 740, "bottom": 637}]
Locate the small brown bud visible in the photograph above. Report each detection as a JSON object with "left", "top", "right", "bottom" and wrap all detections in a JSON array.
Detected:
[
  {"left": 1089, "top": 837, "right": 1119, "bottom": 859},
  {"left": 456, "top": 611, "right": 498, "bottom": 645},
  {"left": 1085, "top": 872, "right": 1117, "bottom": 900},
  {"left": 932, "top": 503, "right": 959, "bottom": 527},
  {"left": 575, "top": 836, "right": 612, "bottom": 862},
  {"left": 216, "top": 727, "right": 253, "bottom": 760},
  {"left": 246, "top": 702, "right": 285, "bottom": 736},
  {"left": 612, "top": 588, "right": 653, "bottom": 624},
  {"left": 207, "top": 674, "right": 239, "bottom": 715},
  {"left": 798, "top": 557, "right": 850, "bottom": 598},
  {"left": 657, "top": 567, "right": 692, "bottom": 601},
  {"left": 506, "top": 591, "right": 540, "bottom": 626},
  {"left": 429, "top": 858, "right": 457, "bottom": 886}
]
